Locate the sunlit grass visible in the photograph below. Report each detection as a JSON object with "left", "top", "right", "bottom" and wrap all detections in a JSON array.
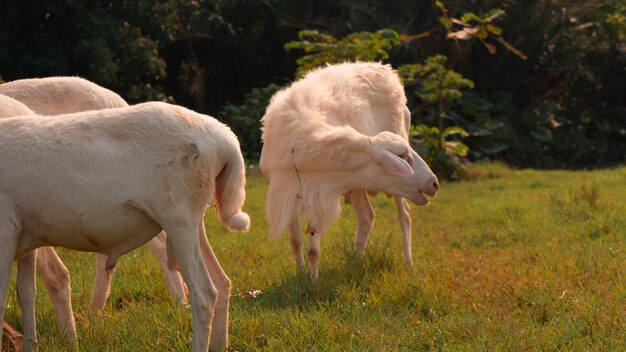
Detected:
[{"left": 4, "top": 164, "right": 625, "bottom": 351}]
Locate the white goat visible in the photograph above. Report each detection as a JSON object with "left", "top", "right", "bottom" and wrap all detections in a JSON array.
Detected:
[
  {"left": 0, "top": 102, "right": 250, "bottom": 351},
  {"left": 0, "top": 94, "right": 80, "bottom": 345},
  {"left": 0, "top": 76, "right": 128, "bottom": 115},
  {"left": 0, "top": 77, "right": 187, "bottom": 313},
  {"left": 260, "top": 62, "right": 439, "bottom": 280}
]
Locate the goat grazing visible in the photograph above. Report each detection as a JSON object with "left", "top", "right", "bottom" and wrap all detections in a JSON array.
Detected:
[
  {"left": 0, "top": 77, "right": 187, "bottom": 312},
  {"left": 0, "top": 76, "right": 128, "bottom": 115},
  {"left": 0, "top": 102, "right": 250, "bottom": 351},
  {"left": 260, "top": 62, "right": 439, "bottom": 280},
  {"left": 0, "top": 94, "right": 79, "bottom": 343}
]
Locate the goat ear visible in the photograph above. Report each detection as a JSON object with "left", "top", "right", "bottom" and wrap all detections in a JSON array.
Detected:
[{"left": 377, "top": 150, "right": 413, "bottom": 176}]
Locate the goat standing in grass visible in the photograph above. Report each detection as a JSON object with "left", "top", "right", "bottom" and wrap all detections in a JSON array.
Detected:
[
  {"left": 260, "top": 62, "right": 439, "bottom": 280},
  {"left": 0, "top": 102, "right": 249, "bottom": 352},
  {"left": 0, "top": 77, "right": 187, "bottom": 313},
  {"left": 0, "top": 93, "right": 79, "bottom": 344}
]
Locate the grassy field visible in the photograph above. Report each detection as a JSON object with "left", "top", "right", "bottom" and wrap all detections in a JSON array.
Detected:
[{"left": 3, "top": 164, "right": 625, "bottom": 351}]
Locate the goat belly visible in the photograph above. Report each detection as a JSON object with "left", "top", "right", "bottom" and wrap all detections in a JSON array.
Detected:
[{"left": 15, "top": 204, "right": 162, "bottom": 257}]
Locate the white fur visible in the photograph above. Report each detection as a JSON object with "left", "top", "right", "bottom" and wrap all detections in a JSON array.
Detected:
[
  {"left": 1, "top": 77, "right": 185, "bottom": 341},
  {"left": 0, "top": 95, "right": 79, "bottom": 347},
  {"left": 260, "top": 62, "right": 439, "bottom": 280},
  {"left": 0, "top": 94, "right": 36, "bottom": 117},
  {"left": 0, "top": 102, "right": 249, "bottom": 351},
  {"left": 228, "top": 212, "right": 252, "bottom": 231},
  {"left": 0, "top": 76, "right": 128, "bottom": 115}
]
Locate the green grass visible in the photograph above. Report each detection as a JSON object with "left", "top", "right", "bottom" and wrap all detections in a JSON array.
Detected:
[{"left": 4, "top": 164, "right": 625, "bottom": 351}]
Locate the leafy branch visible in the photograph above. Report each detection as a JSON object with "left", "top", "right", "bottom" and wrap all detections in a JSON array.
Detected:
[
  {"left": 434, "top": 0, "right": 527, "bottom": 60},
  {"left": 284, "top": 29, "right": 400, "bottom": 77}
]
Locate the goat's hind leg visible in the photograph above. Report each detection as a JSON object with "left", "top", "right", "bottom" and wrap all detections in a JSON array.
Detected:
[
  {"left": 36, "top": 247, "right": 77, "bottom": 341},
  {"left": 0, "top": 195, "right": 21, "bottom": 351},
  {"left": 89, "top": 253, "right": 113, "bottom": 310},
  {"left": 163, "top": 217, "right": 216, "bottom": 352},
  {"left": 198, "top": 222, "right": 230, "bottom": 351},
  {"left": 148, "top": 231, "right": 186, "bottom": 305}
]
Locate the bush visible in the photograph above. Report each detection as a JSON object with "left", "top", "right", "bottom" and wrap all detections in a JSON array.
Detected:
[
  {"left": 400, "top": 55, "right": 474, "bottom": 180},
  {"left": 219, "top": 84, "right": 283, "bottom": 163},
  {"left": 284, "top": 29, "right": 400, "bottom": 77},
  {"left": 455, "top": 91, "right": 557, "bottom": 166},
  {"left": 410, "top": 124, "right": 469, "bottom": 180},
  {"left": 455, "top": 91, "right": 626, "bottom": 167}
]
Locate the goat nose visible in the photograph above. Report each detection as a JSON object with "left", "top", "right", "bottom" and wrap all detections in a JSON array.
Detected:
[{"left": 433, "top": 180, "right": 439, "bottom": 191}]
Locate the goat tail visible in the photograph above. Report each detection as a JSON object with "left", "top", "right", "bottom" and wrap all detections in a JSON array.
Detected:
[{"left": 215, "top": 151, "right": 250, "bottom": 232}]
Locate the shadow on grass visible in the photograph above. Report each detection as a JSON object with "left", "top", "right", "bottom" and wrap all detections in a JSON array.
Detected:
[{"left": 246, "top": 230, "right": 403, "bottom": 312}]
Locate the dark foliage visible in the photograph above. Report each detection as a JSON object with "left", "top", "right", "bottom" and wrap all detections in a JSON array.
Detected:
[
  {"left": 219, "top": 83, "right": 282, "bottom": 162},
  {"left": 0, "top": 0, "right": 623, "bottom": 168}
]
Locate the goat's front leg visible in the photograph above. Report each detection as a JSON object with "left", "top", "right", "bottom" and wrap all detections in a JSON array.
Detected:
[
  {"left": 394, "top": 197, "right": 413, "bottom": 267},
  {"left": 198, "top": 222, "right": 230, "bottom": 351},
  {"left": 17, "top": 250, "right": 37, "bottom": 351},
  {"left": 165, "top": 219, "right": 216, "bottom": 352},
  {"left": 307, "top": 227, "right": 322, "bottom": 282},
  {"left": 0, "top": 196, "right": 20, "bottom": 352},
  {"left": 147, "top": 231, "right": 186, "bottom": 305},
  {"left": 350, "top": 190, "right": 375, "bottom": 258},
  {"left": 36, "top": 247, "right": 77, "bottom": 342},
  {"left": 288, "top": 219, "right": 305, "bottom": 272}
]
